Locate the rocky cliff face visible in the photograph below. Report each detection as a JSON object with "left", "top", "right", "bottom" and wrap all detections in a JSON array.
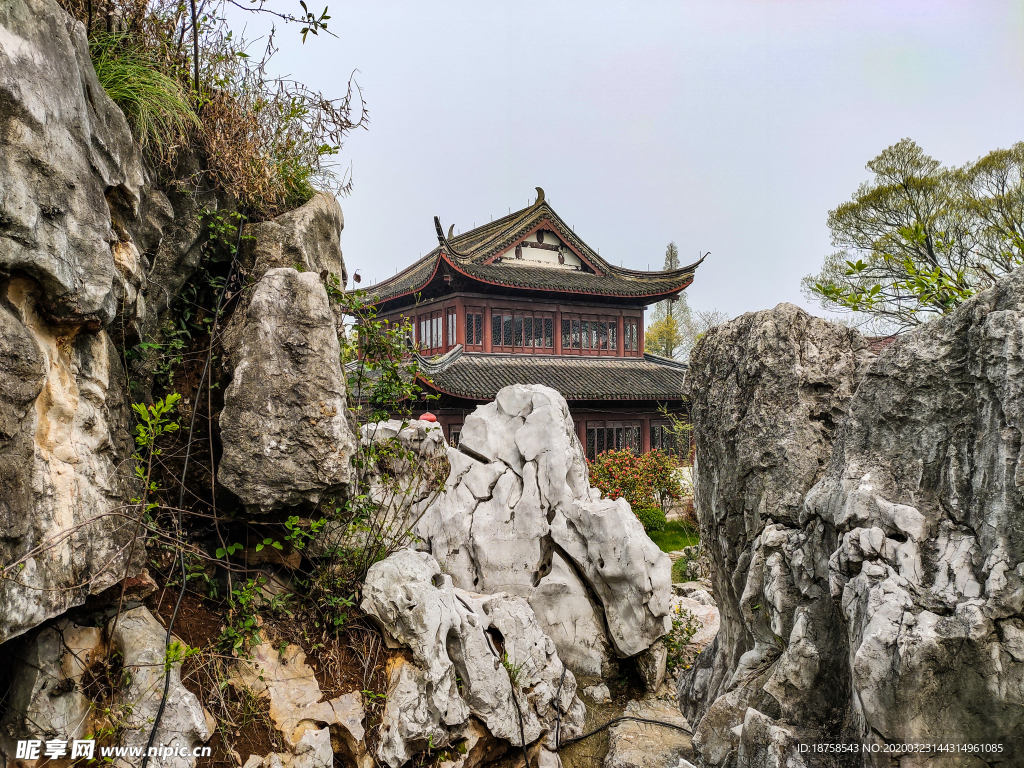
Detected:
[
  {"left": 0, "top": 0, "right": 151, "bottom": 643},
  {"left": 679, "top": 297, "right": 1024, "bottom": 766}
]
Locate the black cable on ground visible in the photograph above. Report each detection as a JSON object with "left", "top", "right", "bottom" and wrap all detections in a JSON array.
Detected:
[
  {"left": 141, "top": 209, "right": 246, "bottom": 768},
  {"left": 557, "top": 715, "right": 692, "bottom": 749},
  {"left": 510, "top": 686, "right": 531, "bottom": 768}
]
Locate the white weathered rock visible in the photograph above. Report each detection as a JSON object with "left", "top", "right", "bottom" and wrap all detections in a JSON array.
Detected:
[
  {"left": 108, "top": 607, "right": 211, "bottom": 768},
  {"left": 219, "top": 268, "right": 355, "bottom": 513},
  {"left": 361, "top": 549, "right": 584, "bottom": 768},
  {"left": 582, "top": 683, "right": 611, "bottom": 704},
  {"left": 230, "top": 641, "right": 370, "bottom": 767},
  {"left": 679, "top": 294, "right": 1024, "bottom": 766},
  {"left": 241, "top": 727, "right": 334, "bottom": 768},
  {"left": 413, "top": 385, "right": 672, "bottom": 676},
  {"left": 241, "top": 192, "right": 348, "bottom": 284}
]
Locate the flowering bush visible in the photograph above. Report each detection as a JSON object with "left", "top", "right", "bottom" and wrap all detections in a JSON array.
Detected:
[{"left": 587, "top": 449, "right": 683, "bottom": 512}]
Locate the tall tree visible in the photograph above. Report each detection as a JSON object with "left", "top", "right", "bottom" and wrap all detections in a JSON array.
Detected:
[
  {"left": 648, "top": 243, "right": 685, "bottom": 356},
  {"left": 804, "top": 139, "right": 1024, "bottom": 330},
  {"left": 647, "top": 242, "right": 729, "bottom": 359}
]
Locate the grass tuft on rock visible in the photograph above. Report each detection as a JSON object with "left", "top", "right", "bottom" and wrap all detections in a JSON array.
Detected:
[{"left": 90, "top": 32, "right": 199, "bottom": 159}]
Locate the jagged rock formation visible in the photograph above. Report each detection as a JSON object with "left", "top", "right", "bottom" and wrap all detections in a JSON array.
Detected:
[
  {"left": 108, "top": 607, "right": 213, "bottom": 768},
  {"left": 413, "top": 385, "right": 672, "bottom": 678},
  {"left": 679, "top": 298, "right": 1024, "bottom": 766},
  {"left": 0, "top": 0, "right": 145, "bottom": 324},
  {"left": 361, "top": 549, "right": 585, "bottom": 768},
  {"left": 604, "top": 699, "right": 693, "bottom": 768},
  {"left": 0, "top": 0, "right": 154, "bottom": 644},
  {"left": 218, "top": 264, "right": 355, "bottom": 513}
]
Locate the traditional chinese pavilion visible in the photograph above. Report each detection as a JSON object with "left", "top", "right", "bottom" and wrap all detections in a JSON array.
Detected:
[{"left": 364, "top": 189, "right": 702, "bottom": 458}]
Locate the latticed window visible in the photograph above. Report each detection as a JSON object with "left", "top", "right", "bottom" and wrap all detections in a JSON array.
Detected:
[
  {"left": 585, "top": 420, "right": 642, "bottom": 459},
  {"left": 492, "top": 309, "right": 553, "bottom": 351},
  {"left": 465, "top": 308, "right": 484, "bottom": 347},
  {"left": 418, "top": 309, "right": 445, "bottom": 353}
]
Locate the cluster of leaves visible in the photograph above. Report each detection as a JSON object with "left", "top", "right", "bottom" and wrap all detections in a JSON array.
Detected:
[
  {"left": 804, "top": 139, "right": 1024, "bottom": 330},
  {"left": 664, "top": 605, "right": 702, "bottom": 674},
  {"left": 587, "top": 449, "right": 683, "bottom": 512}
]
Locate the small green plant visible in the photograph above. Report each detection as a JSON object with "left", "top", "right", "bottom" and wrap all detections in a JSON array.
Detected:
[
  {"left": 255, "top": 537, "right": 283, "bottom": 552},
  {"left": 665, "top": 605, "right": 702, "bottom": 674},
  {"left": 220, "top": 577, "right": 267, "bottom": 656},
  {"left": 215, "top": 542, "right": 244, "bottom": 559},
  {"left": 131, "top": 393, "right": 180, "bottom": 512},
  {"left": 164, "top": 640, "right": 200, "bottom": 672},
  {"left": 501, "top": 651, "right": 526, "bottom": 689},
  {"left": 634, "top": 506, "right": 667, "bottom": 533},
  {"left": 284, "top": 516, "right": 324, "bottom": 551}
]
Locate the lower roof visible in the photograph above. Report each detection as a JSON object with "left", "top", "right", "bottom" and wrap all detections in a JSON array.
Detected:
[{"left": 415, "top": 346, "right": 688, "bottom": 401}]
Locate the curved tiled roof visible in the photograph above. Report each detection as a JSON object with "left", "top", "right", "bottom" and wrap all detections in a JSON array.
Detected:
[
  {"left": 416, "top": 346, "right": 688, "bottom": 401},
  {"left": 365, "top": 196, "right": 702, "bottom": 304}
]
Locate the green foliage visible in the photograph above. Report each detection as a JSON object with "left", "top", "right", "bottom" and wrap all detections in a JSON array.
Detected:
[
  {"left": 804, "top": 138, "right": 1024, "bottom": 329},
  {"left": 664, "top": 605, "right": 702, "bottom": 674},
  {"left": 219, "top": 577, "right": 266, "bottom": 655},
  {"left": 89, "top": 31, "right": 199, "bottom": 157},
  {"left": 634, "top": 506, "right": 667, "bottom": 533},
  {"left": 164, "top": 640, "right": 200, "bottom": 673},
  {"left": 501, "top": 651, "right": 526, "bottom": 689},
  {"left": 131, "top": 394, "right": 180, "bottom": 511},
  {"left": 588, "top": 449, "right": 683, "bottom": 511},
  {"left": 671, "top": 556, "right": 689, "bottom": 583}
]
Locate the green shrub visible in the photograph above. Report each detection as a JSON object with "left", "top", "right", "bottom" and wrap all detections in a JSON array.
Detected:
[
  {"left": 89, "top": 32, "right": 199, "bottom": 158},
  {"left": 665, "top": 605, "right": 702, "bottom": 673},
  {"left": 634, "top": 506, "right": 666, "bottom": 533}
]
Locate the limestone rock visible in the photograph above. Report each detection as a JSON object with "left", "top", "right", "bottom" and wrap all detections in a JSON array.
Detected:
[
  {"left": 413, "top": 385, "right": 671, "bottom": 676},
  {"left": 0, "top": 0, "right": 145, "bottom": 324},
  {"left": 241, "top": 728, "right": 334, "bottom": 768},
  {"left": 361, "top": 549, "right": 584, "bottom": 768},
  {"left": 675, "top": 304, "right": 871, "bottom": 765},
  {"left": 241, "top": 192, "right": 347, "bottom": 283},
  {"left": 0, "top": 620, "right": 102, "bottom": 761},
  {"left": 230, "top": 641, "right": 370, "bottom": 768},
  {"left": 582, "top": 683, "right": 611, "bottom": 704},
  {"left": 218, "top": 268, "right": 355, "bottom": 512},
  {"left": 604, "top": 699, "right": 693, "bottom": 768},
  {"left": 108, "top": 607, "right": 211, "bottom": 768},
  {"left": 0, "top": 280, "right": 141, "bottom": 643},
  {"left": 678, "top": 293, "right": 1024, "bottom": 766}
]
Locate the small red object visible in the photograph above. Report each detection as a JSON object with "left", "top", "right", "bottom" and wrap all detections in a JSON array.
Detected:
[{"left": 420, "top": 412, "right": 437, "bottom": 422}]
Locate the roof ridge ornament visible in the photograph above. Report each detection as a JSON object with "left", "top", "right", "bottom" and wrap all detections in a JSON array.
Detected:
[
  {"left": 434, "top": 216, "right": 469, "bottom": 257},
  {"left": 534, "top": 187, "right": 545, "bottom": 205}
]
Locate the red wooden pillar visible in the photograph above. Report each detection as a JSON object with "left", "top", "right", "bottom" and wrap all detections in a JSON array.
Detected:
[
  {"left": 638, "top": 313, "right": 645, "bottom": 355},
  {"left": 554, "top": 310, "right": 562, "bottom": 355},
  {"left": 484, "top": 305, "right": 493, "bottom": 353},
  {"left": 616, "top": 315, "right": 625, "bottom": 356}
]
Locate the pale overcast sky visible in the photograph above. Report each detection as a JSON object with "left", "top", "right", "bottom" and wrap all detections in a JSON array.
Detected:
[{"left": 233, "top": 1, "right": 1024, "bottom": 320}]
